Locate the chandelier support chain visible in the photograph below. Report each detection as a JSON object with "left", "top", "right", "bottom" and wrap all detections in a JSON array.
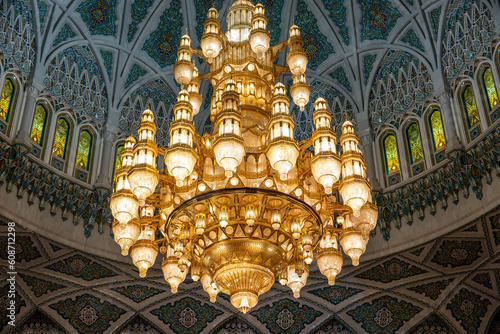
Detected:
[{"left": 110, "top": 0, "right": 377, "bottom": 314}]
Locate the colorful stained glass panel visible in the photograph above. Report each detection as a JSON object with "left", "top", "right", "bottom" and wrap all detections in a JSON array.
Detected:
[
  {"left": 430, "top": 110, "right": 446, "bottom": 151},
  {"left": 484, "top": 68, "right": 499, "bottom": 111},
  {"left": 407, "top": 124, "right": 423, "bottom": 164},
  {"left": 114, "top": 145, "right": 123, "bottom": 181},
  {"left": 76, "top": 131, "right": 92, "bottom": 170},
  {"left": 463, "top": 86, "right": 479, "bottom": 127},
  {"left": 52, "top": 118, "right": 69, "bottom": 159},
  {"left": 0, "top": 79, "right": 14, "bottom": 120},
  {"left": 384, "top": 135, "right": 400, "bottom": 174},
  {"left": 30, "top": 105, "right": 47, "bottom": 145}
]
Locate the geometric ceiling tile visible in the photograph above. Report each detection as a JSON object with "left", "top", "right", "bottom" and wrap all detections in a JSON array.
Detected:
[
  {"left": 76, "top": 0, "right": 117, "bottom": 36},
  {"left": 295, "top": 0, "right": 334, "bottom": 70},
  {"left": 53, "top": 23, "right": 76, "bottom": 47},
  {"left": 359, "top": 0, "right": 402, "bottom": 41},
  {"left": 210, "top": 315, "right": 261, "bottom": 334},
  {"left": 142, "top": 0, "right": 182, "bottom": 68},
  {"left": 124, "top": 64, "right": 147, "bottom": 89},
  {"left": 50, "top": 293, "right": 125, "bottom": 333},
  {"left": 487, "top": 212, "right": 500, "bottom": 249},
  {"left": 430, "top": 7, "right": 442, "bottom": 39},
  {"left": 151, "top": 297, "right": 223, "bottom": 334},
  {"left": 406, "top": 278, "right": 455, "bottom": 301},
  {"left": 16, "top": 309, "right": 67, "bottom": 334},
  {"left": 363, "top": 54, "right": 377, "bottom": 84},
  {"left": 329, "top": 67, "right": 352, "bottom": 92},
  {"left": 312, "top": 315, "right": 354, "bottom": 333},
  {"left": 19, "top": 273, "right": 66, "bottom": 297},
  {"left": 309, "top": 285, "right": 363, "bottom": 305},
  {"left": 37, "top": 0, "right": 48, "bottom": 32},
  {"left": 49, "top": 243, "right": 64, "bottom": 252},
  {"left": 408, "top": 312, "right": 458, "bottom": 334},
  {"left": 0, "top": 283, "right": 27, "bottom": 332},
  {"left": 0, "top": 235, "right": 41, "bottom": 263},
  {"left": 468, "top": 271, "right": 499, "bottom": 296},
  {"left": 322, "top": 0, "right": 349, "bottom": 45},
  {"left": 446, "top": 288, "right": 492, "bottom": 334},
  {"left": 251, "top": 299, "right": 322, "bottom": 334},
  {"left": 115, "top": 314, "right": 162, "bottom": 334},
  {"left": 44, "top": 254, "right": 117, "bottom": 281},
  {"left": 99, "top": 50, "right": 113, "bottom": 81},
  {"left": 112, "top": 284, "right": 165, "bottom": 303},
  {"left": 488, "top": 308, "right": 500, "bottom": 334},
  {"left": 409, "top": 247, "right": 425, "bottom": 257},
  {"left": 431, "top": 239, "right": 484, "bottom": 268},
  {"left": 355, "top": 257, "right": 428, "bottom": 283},
  {"left": 400, "top": 29, "right": 425, "bottom": 52},
  {"left": 127, "top": 0, "right": 154, "bottom": 42},
  {"left": 347, "top": 295, "right": 422, "bottom": 333},
  {"left": 472, "top": 272, "right": 494, "bottom": 290}
]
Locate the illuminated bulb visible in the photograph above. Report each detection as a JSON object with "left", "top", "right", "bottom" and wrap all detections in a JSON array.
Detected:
[
  {"left": 286, "top": 25, "right": 308, "bottom": 75},
  {"left": 339, "top": 228, "right": 366, "bottom": 266},
  {"left": 239, "top": 296, "right": 251, "bottom": 314},
  {"left": 201, "top": 274, "right": 219, "bottom": 302},
  {"left": 127, "top": 109, "right": 159, "bottom": 206},
  {"left": 271, "top": 209, "right": 281, "bottom": 230},
  {"left": 178, "top": 254, "right": 190, "bottom": 273},
  {"left": 350, "top": 202, "right": 378, "bottom": 236},
  {"left": 110, "top": 178, "right": 139, "bottom": 227},
  {"left": 174, "top": 35, "right": 195, "bottom": 85},
  {"left": 200, "top": 8, "right": 222, "bottom": 61},
  {"left": 219, "top": 206, "right": 229, "bottom": 228},
  {"left": 287, "top": 263, "right": 308, "bottom": 298},
  {"left": 291, "top": 218, "right": 302, "bottom": 239},
  {"left": 195, "top": 213, "right": 206, "bottom": 235},
  {"left": 130, "top": 240, "right": 158, "bottom": 278},
  {"left": 317, "top": 233, "right": 343, "bottom": 285},
  {"left": 187, "top": 67, "right": 202, "bottom": 115},
  {"left": 279, "top": 270, "right": 288, "bottom": 286},
  {"left": 290, "top": 76, "right": 310, "bottom": 111},
  {"left": 112, "top": 220, "right": 141, "bottom": 256},
  {"left": 162, "top": 248, "right": 187, "bottom": 293},
  {"left": 191, "top": 262, "right": 201, "bottom": 282},
  {"left": 249, "top": 4, "right": 270, "bottom": 55},
  {"left": 174, "top": 240, "right": 183, "bottom": 258},
  {"left": 245, "top": 204, "right": 257, "bottom": 226}
]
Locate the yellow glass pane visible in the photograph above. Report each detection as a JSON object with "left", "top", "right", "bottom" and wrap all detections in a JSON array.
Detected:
[
  {"left": 463, "top": 86, "right": 479, "bottom": 127},
  {"left": 113, "top": 145, "right": 123, "bottom": 181},
  {"left": 52, "top": 118, "right": 69, "bottom": 158},
  {"left": 407, "top": 124, "right": 423, "bottom": 163},
  {"left": 384, "top": 135, "right": 400, "bottom": 174},
  {"left": 76, "top": 131, "right": 92, "bottom": 170},
  {"left": 0, "top": 79, "right": 14, "bottom": 120},
  {"left": 430, "top": 111, "right": 446, "bottom": 151},
  {"left": 484, "top": 68, "right": 499, "bottom": 111},
  {"left": 30, "top": 105, "right": 47, "bottom": 145}
]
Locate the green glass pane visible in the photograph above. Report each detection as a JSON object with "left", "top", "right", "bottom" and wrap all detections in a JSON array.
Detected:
[
  {"left": 0, "top": 79, "right": 14, "bottom": 120},
  {"left": 52, "top": 118, "right": 69, "bottom": 158},
  {"left": 30, "top": 105, "right": 47, "bottom": 145},
  {"left": 113, "top": 145, "right": 123, "bottom": 181},
  {"left": 407, "top": 124, "right": 423, "bottom": 164},
  {"left": 464, "top": 86, "right": 479, "bottom": 127},
  {"left": 76, "top": 131, "right": 92, "bottom": 170},
  {"left": 484, "top": 68, "right": 499, "bottom": 111},
  {"left": 430, "top": 111, "right": 446, "bottom": 151},
  {"left": 384, "top": 135, "right": 400, "bottom": 174}
]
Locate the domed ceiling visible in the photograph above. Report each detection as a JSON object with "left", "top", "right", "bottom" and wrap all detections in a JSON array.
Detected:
[{"left": 9, "top": 0, "right": 496, "bottom": 138}]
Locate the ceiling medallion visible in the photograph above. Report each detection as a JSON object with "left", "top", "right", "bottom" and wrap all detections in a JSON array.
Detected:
[{"left": 110, "top": 0, "right": 378, "bottom": 314}]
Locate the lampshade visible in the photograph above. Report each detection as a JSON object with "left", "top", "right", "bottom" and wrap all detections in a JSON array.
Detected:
[
  {"left": 174, "top": 35, "right": 194, "bottom": 85},
  {"left": 317, "top": 248, "right": 343, "bottom": 285},
  {"left": 130, "top": 239, "right": 158, "bottom": 277},
  {"left": 287, "top": 25, "right": 308, "bottom": 75},
  {"left": 201, "top": 273, "right": 220, "bottom": 302},
  {"left": 110, "top": 172, "right": 139, "bottom": 226},
  {"left": 162, "top": 248, "right": 187, "bottom": 293},
  {"left": 339, "top": 228, "right": 366, "bottom": 266},
  {"left": 287, "top": 262, "right": 309, "bottom": 298},
  {"left": 249, "top": 4, "right": 270, "bottom": 55},
  {"left": 112, "top": 220, "right": 141, "bottom": 256},
  {"left": 350, "top": 202, "right": 378, "bottom": 236},
  {"left": 200, "top": 8, "right": 222, "bottom": 61},
  {"left": 290, "top": 76, "right": 310, "bottom": 111}
]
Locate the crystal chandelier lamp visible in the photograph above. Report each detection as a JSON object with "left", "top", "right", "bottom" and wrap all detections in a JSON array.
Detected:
[{"left": 111, "top": 0, "right": 378, "bottom": 314}]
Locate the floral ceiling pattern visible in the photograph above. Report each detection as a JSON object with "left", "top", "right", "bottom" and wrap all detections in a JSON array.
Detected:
[
  {"left": 2, "top": 0, "right": 496, "bottom": 136},
  {"left": 1, "top": 204, "right": 499, "bottom": 334}
]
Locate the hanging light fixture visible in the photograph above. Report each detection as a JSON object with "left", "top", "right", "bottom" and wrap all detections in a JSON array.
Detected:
[{"left": 110, "top": 0, "right": 378, "bottom": 314}]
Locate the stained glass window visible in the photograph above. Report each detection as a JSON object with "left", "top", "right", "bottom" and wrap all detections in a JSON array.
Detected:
[
  {"left": 76, "top": 130, "right": 92, "bottom": 170},
  {"left": 463, "top": 85, "right": 479, "bottom": 127},
  {"left": 430, "top": 110, "right": 446, "bottom": 151},
  {"left": 483, "top": 68, "right": 499, "bottom": 111},
  {"left": 113, "top": 145, "right": 123, "bottom": 181},
  {"left": 407, "top": 123, "right": 424, "bottom": 164},
  {"left": 52, "top": 118, "right": 69, "bottom": 159},
  {"left": 0, "top": 79, "right": 15, "bottom": 120},
  {"left": 30, "top": 104, "right": 47, "bottom": 145},
  {"left": 383, "top": 135, "right": 400, "bottom": 174}
]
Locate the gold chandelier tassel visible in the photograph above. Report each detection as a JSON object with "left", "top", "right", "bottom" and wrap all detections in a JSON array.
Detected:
[
  {"left": 338, "top": 120, "right": 371, "bottom": 216},
  {"left": 310, "top": 96, "right": 341, "bottom": 195},
  {"left": 165, "top": 90, "right": 198, "bottom": 187},
  {"left": 266, "top": 83, "right": 299, "bottom": 180}
]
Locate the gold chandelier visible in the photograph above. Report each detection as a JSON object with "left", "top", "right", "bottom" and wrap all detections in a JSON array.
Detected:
[{"left": 110, "top": 0, "right": 378, "bottom": 314}]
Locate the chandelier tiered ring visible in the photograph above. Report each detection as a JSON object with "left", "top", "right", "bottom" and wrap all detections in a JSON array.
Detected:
[{"left": 110, "top": 0, "right": 378, "bottom": 314}]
